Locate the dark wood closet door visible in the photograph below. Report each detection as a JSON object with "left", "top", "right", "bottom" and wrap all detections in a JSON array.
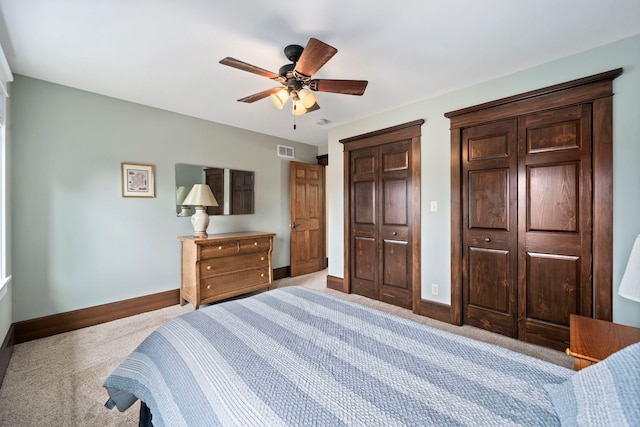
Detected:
[
  {"left": 343, "top": 120, "right": 423, "bottom": 311},
  {"left": 350, "top": 146, "right": 379, "bottom": 300},
  {"left": 379, "top": 141, "right": 412, "bottom": 308},
  {"left": 517, "top": 104, "right": 593, "bottom": 350},
  {"left": 448, "top": 70, "right": 620, "bottom": 351},
  {"left": 350, "top": 141, "right": 413, "bottom": 309},
  {"left": 462, "top": 119, "right": 518, "bottom": 337}
]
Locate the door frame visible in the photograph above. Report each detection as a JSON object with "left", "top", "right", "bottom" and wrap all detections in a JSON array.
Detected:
[
  {"left": 341, "top": 119, "right": 424, "bottom": 312},
  {"left": 446, "top": 68, "right": 622, "bottom": 326}
]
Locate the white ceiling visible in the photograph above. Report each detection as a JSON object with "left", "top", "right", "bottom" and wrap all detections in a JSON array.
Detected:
[{"left": 1, "top": 0, "right": 639, "bottom": 146}]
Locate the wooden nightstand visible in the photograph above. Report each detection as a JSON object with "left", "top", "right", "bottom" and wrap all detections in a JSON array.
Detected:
[{"left": 566, "top": 314, "right": 640, "bottom": 371}]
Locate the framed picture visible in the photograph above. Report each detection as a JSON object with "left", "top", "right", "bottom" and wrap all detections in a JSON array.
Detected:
[{"left": 121, "top": 162, "right": 155, "bottom": 198}]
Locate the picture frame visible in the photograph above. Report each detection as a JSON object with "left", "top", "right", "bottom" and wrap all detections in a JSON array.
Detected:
[{"left": 121, "top": 162, "right": 155, "bottom": 198}]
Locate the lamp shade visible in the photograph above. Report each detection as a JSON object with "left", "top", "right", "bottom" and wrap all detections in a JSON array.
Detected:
[
  {"left": 297, "top": 88, "right": 317, "bottom": 109},
  {"left": 269, "top": 89, "right": 289, "bottom": 110},
  {"left": 182, "top": 184, "right": 218, "bottom": 207},
  {"left": 292, "top": 98, "right": 307, "bottom": 115},
  {"left": 619, "top": 234, "right": 640, "bottom": 303}
]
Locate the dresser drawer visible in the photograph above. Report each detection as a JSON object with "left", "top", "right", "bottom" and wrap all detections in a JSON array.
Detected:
[
  {"left": 239, "top": 237, "right": 272, "bottom": 253},
  {"left": 200, "top": 241, "right": 238, "bottom": 259},
  {"left": 201, "top": 266, "right": 271, "bottom": 299},
  {"left": 199, "top": 252, "right": 269, "bottom": 278}
]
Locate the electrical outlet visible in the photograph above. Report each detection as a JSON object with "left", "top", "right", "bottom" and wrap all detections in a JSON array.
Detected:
[
  {"left": 431, "top": 284, "right": 439, "bottom": 295},
  {"left": 430, "top": 201, "right": 438, "bottom": 212}
]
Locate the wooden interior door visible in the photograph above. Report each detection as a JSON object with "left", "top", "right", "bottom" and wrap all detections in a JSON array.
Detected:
[
  {"left": 517, "top": 104, "right": 593, "bottom": 350},
  {"left": 448, "top": 70, "right": 619, "bottom": 351},
  {"left": 379, "top": 141, "right": 413, "bottom": 308},
  {"left": 350, "top": 141, "right": 413, "bottom": 309},
  {"left": 462, "top": 119, "right": 518, "bottom": 337},
  {"left": 289, "top": 161, "right": 325, "bottom": 277},
  {"left": 342, "top": 120, "right": 423, "bottom": 310},
  {"left": 350, "top": 146, "right": 379, "bottom": 299}
]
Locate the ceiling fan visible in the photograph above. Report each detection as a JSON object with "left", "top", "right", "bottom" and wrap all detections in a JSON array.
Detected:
[{"left": 219, "top": 38, "right": 368, "bottom": 116}]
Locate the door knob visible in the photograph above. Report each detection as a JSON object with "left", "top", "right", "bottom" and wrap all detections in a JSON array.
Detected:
[{"left": 291, "top": 221, "right": 298, "bottom": 228}]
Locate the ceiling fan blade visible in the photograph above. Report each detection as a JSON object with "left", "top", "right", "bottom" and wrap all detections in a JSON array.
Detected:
[
  {"left": 294, "top": 38, "right": 337, "bottom": 78},
  {"left": 219, "top": 57, "right": 280, "bottom": 80},
  {"left": 237, "top": 87, "right": 284, "bottom": 103},
  {"left": 309, "top": 79, "right": 368, "bottom": 96}
]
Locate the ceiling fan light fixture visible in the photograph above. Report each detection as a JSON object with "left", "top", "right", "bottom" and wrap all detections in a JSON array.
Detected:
[
  {"left": 269, "top": 89, "right": 289, "bottom": 110},
  {"left": 297, "top": 88, "right": 317, "bottom": 109},
  {"left": 292, "top": 98, "right": 307, "bottom": 115}
]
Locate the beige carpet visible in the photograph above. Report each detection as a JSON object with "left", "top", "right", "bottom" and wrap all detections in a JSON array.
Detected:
[{"left": 0, "top": 270, "right": 573, "bottom": 426}]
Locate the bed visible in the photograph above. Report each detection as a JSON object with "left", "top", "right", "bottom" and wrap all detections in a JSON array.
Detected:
[{"left": 103, "top": 286, "right": 640, "bottom": 426}]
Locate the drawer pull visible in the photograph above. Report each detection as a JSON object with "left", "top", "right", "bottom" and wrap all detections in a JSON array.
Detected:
[
  {"left": 254, "top": 242, "right": 258, "bottom": 246},
  {"left": 261, "top": 273, "right": 265, "bottom": 277},
  {"left": 261, "top": 256, "right": 265, "bottom": 261},
  {"left": 207, "top": 266, "right": 211, "bottom": 270},
  {"left": 206, "top": 285, "right": 211, "bottom": 290},
  {"left": 218, "top": 246, "right": 223, "bottom": 250}
]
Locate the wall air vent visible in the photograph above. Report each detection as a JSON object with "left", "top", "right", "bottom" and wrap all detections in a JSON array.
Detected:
[{"left": 277, "top": 144, "right": 295, "bottom": 159}]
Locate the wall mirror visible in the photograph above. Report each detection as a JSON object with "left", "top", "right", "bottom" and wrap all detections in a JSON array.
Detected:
[{"left": 175, "top": 163, "right": 254, "bottom": 216}]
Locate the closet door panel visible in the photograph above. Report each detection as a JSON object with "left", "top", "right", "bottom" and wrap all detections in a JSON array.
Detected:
[
  {"left": 343, "top": 120, "right": 423, "bottom": 311},
  {"left": 518, "top": 104, "right": 593, "bottom": 351},
  {"left": 383, "top": 239, "right": 408, "bottom": 289},
  {"left": 528, "top": 163, "right": 579, "bottom": 232},
  {"left": 468, "top": 247, "right": 510, "bottom": 313},
  {"left": 383, "top": 178, "right": 408, "bottom": 225},
  {"left": 350, "top": 147, "right": 379, "bottom": 299},
  {"left": 379, "top": 141, "right": 413, "bottom": 309},
  {"left": 468, "top": 169, "right": 509, "bottom": 230},
  {"left": 354, "top": 181, "right": 375, "bottom": 224},
  {"left": 462, "top": 119, "right": 518, "bottom": 337},
  {"left": 526, "top": 252, "right": 580, "bottom": 325},
  {"left": 352, "top": 236, "right": 377, "bottom": 298}
]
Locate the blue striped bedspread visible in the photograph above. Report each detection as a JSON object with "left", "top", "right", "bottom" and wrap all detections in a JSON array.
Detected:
[{"left": 103, "top": 286, "right": 572, "bottom": 426}]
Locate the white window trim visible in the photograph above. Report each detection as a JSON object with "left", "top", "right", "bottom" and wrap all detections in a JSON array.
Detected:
[{"left": 0, "top": 42, "right": 13, "bottom": 301}]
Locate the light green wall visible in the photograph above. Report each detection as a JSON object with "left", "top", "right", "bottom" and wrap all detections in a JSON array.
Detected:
[
  {"left": 327, "top": 34, "right": 640, "bottom": 327},
  {"left": 9, "top": 75, "right": 318, "bottom": 322}
]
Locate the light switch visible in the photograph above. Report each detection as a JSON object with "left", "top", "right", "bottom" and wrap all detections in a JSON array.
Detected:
[{"left": 430, "top": 201, "right": 438, "bottom": 212}]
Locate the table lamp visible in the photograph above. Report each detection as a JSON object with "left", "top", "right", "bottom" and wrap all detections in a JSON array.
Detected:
[{"left": 182, "top": 184, "right": 218, "bottom": 237}]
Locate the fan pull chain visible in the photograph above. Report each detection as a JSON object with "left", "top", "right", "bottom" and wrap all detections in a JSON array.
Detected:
[{"left": 293, "top": 104, "right": 297, "bottom": 130}]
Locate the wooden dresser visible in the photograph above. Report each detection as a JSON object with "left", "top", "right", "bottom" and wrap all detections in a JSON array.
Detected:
[{"left": 178, "top": 231, "right": 275, "bottom": 309}]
